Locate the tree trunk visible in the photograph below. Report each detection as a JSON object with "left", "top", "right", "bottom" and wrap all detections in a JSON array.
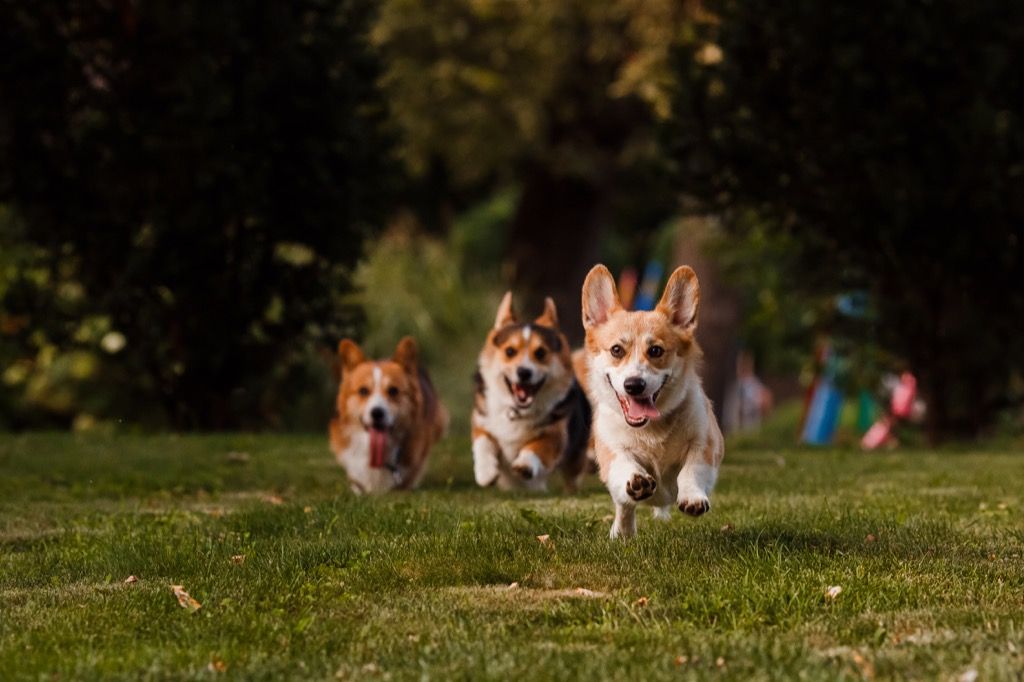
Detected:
[{"left": 507, "top": 167, "right": 604, "bottom": 345}]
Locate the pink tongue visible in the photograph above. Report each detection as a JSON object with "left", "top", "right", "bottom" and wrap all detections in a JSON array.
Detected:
[
  {"left": 626, "top": 397, "right": 660, "bottom": 420},
  {"left": 369, "top": 429, "right": 388, "bottom": 469}
]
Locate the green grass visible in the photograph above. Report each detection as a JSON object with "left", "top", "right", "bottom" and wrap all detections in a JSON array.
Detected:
[{"left": 1, "top": 433, "right": 1022, "bottom": 680}]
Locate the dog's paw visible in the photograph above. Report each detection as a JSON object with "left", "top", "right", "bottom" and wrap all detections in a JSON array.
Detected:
[
  {"left": 678, "top": 496, "right": 710, "bottom": 517},
  {"left": 626, "top": 472, "right": 657, "bottom": 501},
  {"left": 473, "top": 454, "right": 500, "bottom": 487},
  {"left": 511, "top": 451, "right": 542, "bottom": 480}
]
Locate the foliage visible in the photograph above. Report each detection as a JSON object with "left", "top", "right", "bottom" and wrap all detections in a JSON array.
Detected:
[
  {"left": 671, "top": 0, "right": 1024, "bottom": 439},
  {"left": 2, "top": 433, "right": 1024, "bottom": 678},
  {"left": 0, "top": 0, "right": 393, "bottom": 429}
]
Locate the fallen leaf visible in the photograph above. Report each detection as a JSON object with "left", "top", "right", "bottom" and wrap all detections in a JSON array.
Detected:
[
  {"left": 536, "top": 534, "right": 551, "bottom": 545},
  {"left": 958, "top": 670, "right": 978, "bottom": 682},
  {"left": 865, "top": 533, "right": 877, "bottom": 544},
  {"left": 507, "top": 582, "right": 520, "bottom": 590},
  {"left": 825, "top": 585, "right": 843, "bottom": 600},
  {"left": 230, "top": 555, "right": 245, "bottom": 565},
  {"left": 716, "top": 657, "right": 726, "bottom": 668},
  {"left": 171, "top": 584, "right": 202, "bottom": 612},
  {"left": 573, "top": 587, "right": 607, "bottom": 597},
  {"left": 674, "top": 655, "right": 688, "bottom": 666},
  {"left": 124, "top": 575, "right": 138, "bottom": 584},
  {"left": 263, "top": 494, "right": 284, "bottom": 506},
  {"left": 303, "top": 506, "right": 313, "bottom": 514},
  {"left": 208, "top": 657, "right": 227, "bottom": 673},
  {"left": 634, "top": 596, "right": 649, "bottom": 607},
  {"left": 720, "top": 523, "right": 734, "bottom": 533},
  {"left": 851, "top": 651, "right": 875, "bottom": 680}
]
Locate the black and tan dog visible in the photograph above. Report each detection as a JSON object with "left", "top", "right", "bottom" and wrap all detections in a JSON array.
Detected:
[{"left": 471, "top": 292, "right": 591, "bottom": 492}]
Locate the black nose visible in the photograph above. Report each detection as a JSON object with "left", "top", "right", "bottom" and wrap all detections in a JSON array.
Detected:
[
  {"left": 516, "top": 367, "right": 533, "bottom": 383},
  {"left": 623, "top": 377, "right": 646, "bottom": 396},
  {"left": 370, "top": 406, "right": 386, "bottom": 424}
]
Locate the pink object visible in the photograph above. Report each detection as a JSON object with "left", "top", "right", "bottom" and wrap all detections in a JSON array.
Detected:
[
  {"left": 861, "top": 417, "right": 892, "bottom": 450},
  {"left": 890, "top": 372, "right": 917, "bottom": 419}
]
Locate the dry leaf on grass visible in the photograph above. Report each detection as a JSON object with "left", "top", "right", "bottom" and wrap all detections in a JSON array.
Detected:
[
  {"left": 507, "top": 582, "right": 520, "bottom": 590},
  {"left": 230, "top": 555, "right": 245, "bottom": 565},
  {"left": 123, "top": 575, "right": 138, "bottom": 584},
  {"left": 720, "top": 524, "right": 734, "bottom": 533},
  {"left": 865, "top": 533, "right": 877, "bottom": 544},
  {"left": 208, "top": 657, "right": 228, "bottom": 673},
  {"left": 634, "top": 596, "right": 649, "bottom": 607},
  {"left": 573, "top": 587, "right": 607, "bottom": 598},
  {"left": 536, "top": 534, "right": 552, "bottom": 546},
  {"left": 263, "top": 494, "right": 285, "bottom": 506},
  {"left": 171, "top": 584, "right": 202, "bottom": 612},
  {"left": 303, "top": 506, "right": 313, "bottom": 514},
  {"left": 825, "top": 585, "right": 843, "bottom": 600}
]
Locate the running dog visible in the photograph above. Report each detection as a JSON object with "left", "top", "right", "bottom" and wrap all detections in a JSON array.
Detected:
[
  {"left": 472, "top": 293, "right": 591, "bottom": 492},
  {"left": 579, "top": 264, "right": 724, "bottom": 538},
  {"left": 330, "top": 337, "right": 447, "bottom": 493}
]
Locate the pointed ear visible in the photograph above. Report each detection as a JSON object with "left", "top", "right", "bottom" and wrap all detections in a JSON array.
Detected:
[
  {"left": 338, "top": 339, "right": 365, "bottom": 372},
  {"left": 535, "top": 296, "right": 559, "bottom": 327},
  {"left": 494, "top": 290, "right": 516, "bottom": 329},
  {"left": 656, "top": 266, "right": 700, "bottom": 333},
  {"left": 392, "top": 336, "right": 418, "bottom": 373},
  {"left": 582, "top": 264, "right": 621, "bottom": 330}
]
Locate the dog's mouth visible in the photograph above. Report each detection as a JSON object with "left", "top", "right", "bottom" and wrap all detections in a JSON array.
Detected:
[
  {"left": 504, "top": 376, "right": 546, "bottom": 408},
  {"left": 608, "top": 376, "right": 662, "bottom": 428},
  {"left": 363, "top": 424, "right": 392, "bottom": 469}
]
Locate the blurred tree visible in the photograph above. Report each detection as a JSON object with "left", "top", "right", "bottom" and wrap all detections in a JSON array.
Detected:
[
  {"left": 671, "top": 0, "right": 1024, "bottom": 440},
  {"left": 373, "top": 0, "right": 700, "bottom": 338},
  {"left": 0, "top": 0, "right": 392, "bottom": 428}
]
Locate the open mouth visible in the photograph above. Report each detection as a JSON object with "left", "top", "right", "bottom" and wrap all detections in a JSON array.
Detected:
[
  {"left": 608, "top": 376, "right": 662, "bottom": 428},
  {"left": 504, "top": 376, "right": 546, "bottom": 408}
]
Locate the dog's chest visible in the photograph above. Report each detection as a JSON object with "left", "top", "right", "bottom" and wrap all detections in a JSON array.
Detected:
[
  {"left": 336, "top": 429, "right": 399, "bottom": 493},
  {"left": 595, "top": 404, "right": 696, "bottom": 469},
  {"left": 476, "top": 408, "right": 540, "bottom": 459}
]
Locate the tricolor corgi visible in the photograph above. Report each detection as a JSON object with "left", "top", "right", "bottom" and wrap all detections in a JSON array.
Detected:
[
  {"left": 471, "top": 293, "right": 591, "bottom": 492},
  {"left": 329, "top": 337, "right": 447, "bottom": 494},
  {"left": 580, "top": 264, "right": 724, "bottom": 538}
]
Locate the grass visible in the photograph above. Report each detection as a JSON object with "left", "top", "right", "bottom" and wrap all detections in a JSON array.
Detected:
[{"left": 1, "top": 432, "right": 1022, "bottom": 680}]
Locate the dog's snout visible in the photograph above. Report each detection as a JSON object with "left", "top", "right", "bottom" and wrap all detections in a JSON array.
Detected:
[
  {"left": 623, "top": 377, "right": 646, "bottom": 396},
  {"left": 369, "top": 406, "right": 387, "bottom": 424},
  {"left": 516, "top": 366, "right": 533, "bottom": 383}
]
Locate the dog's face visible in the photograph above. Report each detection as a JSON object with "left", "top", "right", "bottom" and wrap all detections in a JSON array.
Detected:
[
  {"left": 336, "top": 337, "right": 420, "bottom": 467},
  {"left": 582, "top": 264, "right": 701, "bottom": 428},
  {"left": 478, "top": 293, "right": 572, "bottom": 409}
]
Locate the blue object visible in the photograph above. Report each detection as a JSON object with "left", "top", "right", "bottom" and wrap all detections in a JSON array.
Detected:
[
  {"left": 801, "top": 379, "right": 844, "bottom": 445},
  {"left": 632, "top": 261, "right": 664, "bottom": 311}
]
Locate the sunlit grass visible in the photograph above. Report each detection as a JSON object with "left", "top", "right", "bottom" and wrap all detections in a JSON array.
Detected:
[{"left": 1, "top": 433, "right": 1022, "bottom": 680}]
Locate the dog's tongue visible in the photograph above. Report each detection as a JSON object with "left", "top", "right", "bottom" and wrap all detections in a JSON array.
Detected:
[
  {"left": 626, "top": 396, "right": 660, "bottom": 420},
  {"left": 514, "top": 384, "right": 531, "bottom": 402},
  {"left": 369, "top": 429, "right": 389, "bottom": 469}
]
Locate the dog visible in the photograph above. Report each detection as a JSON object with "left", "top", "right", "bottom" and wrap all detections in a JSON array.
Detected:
[
  {"left": 471, "top": 292, "right": 591, "bottom": 492},
  {"left": 579, "top": 264, "right": 724, "bottom": 538},
  {"left": 329, "top": 336, "right": 447, "bottom": 494}
]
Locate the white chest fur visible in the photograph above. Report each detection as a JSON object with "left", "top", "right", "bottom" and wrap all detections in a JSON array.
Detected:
[{"left": 336, "top": 430, "right": 399, "bottom": 494}]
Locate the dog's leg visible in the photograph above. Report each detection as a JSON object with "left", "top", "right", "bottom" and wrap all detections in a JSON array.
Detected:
[
  {"left": 514, "top": 431, "right": 563, "bottom": 481},
  {"left": 472, "top": 435, "right": 501, "bottom": 487},
  {"left": 607, "top": 455, "right": 655, "bottom": 539},
  {"left": 676, "top": 456, "right": 717, "bottom": 517},
  {"left": 652, "top": 505, "right": 672, "bottom": 521}
]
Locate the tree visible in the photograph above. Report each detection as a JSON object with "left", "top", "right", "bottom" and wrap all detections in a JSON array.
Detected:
[
  {"left": 0, "top": 0, "right": 393, "bottom": 428},
  {"left": 372, "top": 0, "right": 699, "bottom": 338},
  {"left": 670, "top": 0, "right": 1024, "bottom": 439}
]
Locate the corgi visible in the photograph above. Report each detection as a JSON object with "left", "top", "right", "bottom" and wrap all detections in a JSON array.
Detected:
[
  {"left": 329, "top": 337, "right": 447, "bottom": 494},
  {"left": 471, "top": 292, "right": 591, "bottom": 492},
  {"left": 580, "top": 264, "right": 724, "bottom": 538}
]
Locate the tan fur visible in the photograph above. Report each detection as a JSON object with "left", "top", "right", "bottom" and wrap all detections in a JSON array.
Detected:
[
  {"left": 581, "top": 264, "right": 724, "bottom": 538},
  {"left": 329, "top": 337, "right": 447, "bottom": 494}
]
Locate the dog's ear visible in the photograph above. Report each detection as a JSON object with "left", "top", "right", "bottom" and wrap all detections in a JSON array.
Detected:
[
  {"left": 392, "top": 336, "right": 418, "bottom": 373},
  {"left": 535, "top": 296, "right": 559, "bottom": 327},
  {"left": 338, "top": 339, "right": 365, "bottom": 372},
  {"left": 582, "top": 264, "right": 621, "bottom": 330},
  {"left": 494, "top": 290, "right": 516, "bottom": 329},
  {"left": 656, "top": 266, "right": 700, "bottom": 334}
]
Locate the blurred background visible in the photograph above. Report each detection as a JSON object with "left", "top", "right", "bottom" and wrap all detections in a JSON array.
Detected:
[{"left": 1, "top": 0, "right": 1021, "bottom": 446}]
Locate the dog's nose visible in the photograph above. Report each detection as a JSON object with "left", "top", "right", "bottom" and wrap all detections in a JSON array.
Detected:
[
  {"left": 623, "top": 377, "right": 646, "bottom": 396},
  {"left": 369, "top": 406, "right": 386, "bottom": 425},
  {"left": 516, "top": 367, "right": 533, "bottom": 383}
]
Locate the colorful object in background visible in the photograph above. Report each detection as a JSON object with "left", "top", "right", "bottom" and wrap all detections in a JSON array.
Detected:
[
  {"left": 617, "top": 267, "right": 638, "bottom": 311},
  {"left": 856, "top": 390, "right": 878, "bottom": 434},
  {"left": 632, "top": 261, "right": 664, "bottom": 311},
  {"left": 861, "top": 372, "right": 922, "bottom": 450},
  {"left": 800, "top": 341, "right": 845, "bottom": 445}
]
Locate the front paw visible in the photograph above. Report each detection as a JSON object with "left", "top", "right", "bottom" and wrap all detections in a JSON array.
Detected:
[
  {"left": 678, "top": 496, "right": 710, "bottom": 516},
  {"left": 626, "top": 472, "right": 657, "bottom": 501},
  {"left": 473, "top": 454, "right": 499, "bottom": 487},
  {"left": 511, "top": 451, "right": 542, "bottom": 480}
]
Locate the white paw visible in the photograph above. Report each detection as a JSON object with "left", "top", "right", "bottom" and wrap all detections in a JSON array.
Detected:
[
  {"left": 677, "top": 492, "right": 710, "bottom": 517},
  {"left": 652, "top": 506, "right": 672, "bottom": 521},
  {"left": 473, "top": 451, "right": 500, "bottom": 487},
  {"left": 511, "top": 451, "right": 543, "bottom": 480}
]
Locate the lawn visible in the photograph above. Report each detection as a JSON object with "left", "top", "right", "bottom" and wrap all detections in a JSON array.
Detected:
[{"left": 1, "top": 432, "right": 1022, "bottom": 680}]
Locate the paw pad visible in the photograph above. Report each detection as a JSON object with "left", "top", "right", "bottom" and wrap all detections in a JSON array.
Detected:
[
  {"left": 679, "top": 498, "right": 710, "bottom": 516},
  {"left": 626, "top": 473, "right": 657, "bottom": 501}
]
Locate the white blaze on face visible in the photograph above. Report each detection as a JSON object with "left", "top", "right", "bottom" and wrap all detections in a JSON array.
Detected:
[{"left": 364, "top": 364, "right": 392, "bottom": 427}]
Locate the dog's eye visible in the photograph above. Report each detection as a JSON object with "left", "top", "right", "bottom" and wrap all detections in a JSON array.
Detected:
[
  {"left": 504, "top": 347, "right": 517, "bottom": 358},
  {"left": 610, "top": 344, "right": 625, "bottom": 358},
  {"left": 358, "top": 386, "right": 371, "bottom": 397},
  {"left": 386, "top": 386, "right": 400, "bottom": 399},
  {"left": 534, "top": 347, "right": 547, "bottom": 361},
  {"left": 647, "top": 345, "right": 664, "bottom": 359}
]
